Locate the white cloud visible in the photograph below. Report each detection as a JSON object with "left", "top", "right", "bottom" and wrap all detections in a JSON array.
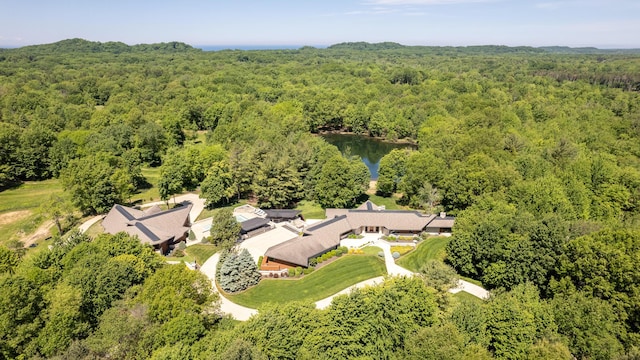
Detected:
[{"left": 345, "top": 7, "right": 399, "bottom": 15}]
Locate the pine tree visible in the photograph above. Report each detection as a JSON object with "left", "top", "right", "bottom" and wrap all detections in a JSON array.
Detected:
[{"left": 219, "top": 249, "right": 261, "bottom": 293}]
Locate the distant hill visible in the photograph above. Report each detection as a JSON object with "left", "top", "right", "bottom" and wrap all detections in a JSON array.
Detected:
[
  {"left": 538, "top": 46, "right": 640, "bottom": 54},
  {"left": 327, "top": 41, "right": 640, "bottom": 55},
  {"left": 328, "top": 42, "right": 407, "bottom": 50},
  {"left": 5, "top": 38, "right": 200, "bottom": 54},
  {"left": 327, "top": 42, "right": 544, "bottom": 54}
]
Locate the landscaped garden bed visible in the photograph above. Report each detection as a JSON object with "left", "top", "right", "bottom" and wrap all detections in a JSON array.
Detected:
[{"left": 390, "top": 245, "right": 414, "bottom": 256}]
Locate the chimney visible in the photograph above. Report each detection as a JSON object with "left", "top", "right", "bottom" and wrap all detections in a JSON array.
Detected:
[{"left": 440, "top": 212, "right": 446, "bottom": 218}]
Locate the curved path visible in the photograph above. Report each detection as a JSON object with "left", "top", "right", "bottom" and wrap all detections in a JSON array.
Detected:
[
  {"left": 373, "top": 239, "right": 414, "bottom": 276},
  {"left": 314, "top": 276, "right": 385, "bottom": 309},
  {"left": 78, "top": 215, "right": 104, "bottom": 233},
  {"left": 200, "top": 253, "right": 258, "bottom": 321},
  {"left": 199, "top": 247, "right": 490, "bottom": 320},
  {"left": 450, "top": 279, "right": 490, "bottom": 299},
  {"left": 199, "top": 252, "right": 386, "bottom": 320},
  {"left": 77, "top": 195, "right": 490, "bottom": 319}
]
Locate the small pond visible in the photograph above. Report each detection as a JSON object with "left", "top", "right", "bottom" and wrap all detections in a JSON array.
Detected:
[{"left": 320, "top": 133, "right": 416, "bottom": 179}]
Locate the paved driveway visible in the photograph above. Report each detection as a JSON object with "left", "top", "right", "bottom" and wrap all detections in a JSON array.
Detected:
[
  {"left": 141, "top": 193, "right": 206, "bottom": 225},
  {"left": 200, "top": 253, "right": 258, "bottom": 321}
]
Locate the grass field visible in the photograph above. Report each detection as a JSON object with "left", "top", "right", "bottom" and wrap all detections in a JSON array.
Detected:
[
  {"left": 226, "top": 255, "right": 386, "bottom": 308},
  {"left": 196, "top": 199, "right": 247, "bottom": 222},
  {"left": 366, "top": 194, "right": 407, "bottom": 210},
  {"left": 396, "top": 236, "right": 450, "bottom": 272},
  {"left": 131, "top": 167, "right": 162, "bottom": 204},
  {"left": 295, "top": 200, "right": 325, "bottom": 219},
  {"left": 453, "top": 290, "right": 485, "bottom": 304},
  {"left": 185, "top": 244, "right": 217, "bottom": 264},
  {"left": 0, "top": 180, "right": 64, "bottom": 246},
  {"left": 0, "top": 179, "right": 63, "bottom": 213},
  {"left": 84, "top": 219, "right": 105, "bottom": 239},
  {"left": 166, "top": 244, "right": 218, "bottom": 265}
]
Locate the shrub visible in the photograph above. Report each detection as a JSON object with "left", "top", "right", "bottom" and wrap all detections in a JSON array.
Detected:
[
  {"left": 392, "top": 251, "right": 400, "bottom": 259},
  {"left": 309, "top": 258, "right": 318, "bottom": 267},
  {"left": 295, "top": 266, "right": 303, "bottom": 276},
  {"left": 174, "top": 249, "right": 185, "bottom": 258},
  {"left": 257, "top": 255, "right": 263, "bottom": 267},
  {"left": 177, "top": 242, "right": 187, "bottom": 251},
  {"left": 303, "top": 267, "right": 315, "bottom": 275},
  {"left": 339, "top": 246, "right": 348, "bottom": 253}
]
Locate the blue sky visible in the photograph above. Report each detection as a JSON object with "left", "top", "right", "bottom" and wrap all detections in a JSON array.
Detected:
[{"left": 1, "top": 0, "right": 639, "bottom": 48}]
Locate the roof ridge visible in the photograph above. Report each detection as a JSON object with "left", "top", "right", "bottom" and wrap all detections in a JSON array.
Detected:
[
  {"left": 135, "top": 203, "right": 192, "bottom": 221},
  {"left": 306, "top": 214, "right": 347, "bottom": 231}
]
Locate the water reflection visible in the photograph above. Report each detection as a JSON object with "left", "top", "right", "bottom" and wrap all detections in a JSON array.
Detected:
[{"left": 320, "top": 133, "right": 415, "bottom": 179}]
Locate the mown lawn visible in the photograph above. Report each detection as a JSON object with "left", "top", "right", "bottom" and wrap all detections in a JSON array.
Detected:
[
  {"left": 366, "top": 194, "right": 407, "bottom": 210},
  {"left": 196, "top": 199, "right": 247, "bottom": 222},
  {"left": 226, "top": 255, "right": 386, "bottom": 308},
  {"left": 166, "top": 244, "right": 217, "bottom": 265},
  {"left": 186, "top": 244, "right": 217, "bottom": 265},
  {"left": 84, "top": 219, "right": 105, "bottom": 239},
  {"left": 295, "top": 200, "right": 325, "bottom": 219},
  {"left": 453, "top": 290, "right": 485, "bottom": 304},
  {"left": 396, "top": 236, "right": 450, "bottom": 272}
]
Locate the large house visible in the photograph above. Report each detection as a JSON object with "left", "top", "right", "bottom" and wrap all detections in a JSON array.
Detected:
[
  {"left": 102, "top": 203, "right": 192, "bottom": 254},
  {"left": 264, "top": 201, "right": 455, "bottom": 268}
]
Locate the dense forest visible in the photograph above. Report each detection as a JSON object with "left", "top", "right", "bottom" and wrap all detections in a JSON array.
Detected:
[{"left": 1, "top": 39, "right": 640, "bottom": 359}]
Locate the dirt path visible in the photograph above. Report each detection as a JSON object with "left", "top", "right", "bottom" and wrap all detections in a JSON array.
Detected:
[
  {"left": 21, "top": 220, "right": 54, "bottom": 248},
  {"left": 367, "top": 180, "right": 377, "bottom": 195},
  {"left": 0, "top": 210, "right": 31, "bottom": 226}
]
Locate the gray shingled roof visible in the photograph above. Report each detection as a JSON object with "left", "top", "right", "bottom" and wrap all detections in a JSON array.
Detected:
[
  {"left": 264, "top": 209, "right": 301, "bottom": 219},
  {"left": 102, "top": 204, "right": 192, "bottom": 245},
  {"left": 265, "top": 201, "right": 455, "bottom": 267},
  {"left": 241, "top": 217, "right": 271, "bottom": 233},
  {"left": 426, "top": 216, "right": 455, "bottom": 228},
  {"left": 265, "top": 215, "right": 351, "bottom": 267}
]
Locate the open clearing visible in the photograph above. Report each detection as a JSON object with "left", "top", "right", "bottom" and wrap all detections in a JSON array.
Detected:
[
  {"left": 0, "top": 210, "right": 31, "bottom": 226},
  {"left": 0, "top": 180, "right": 63, "bottom": 246}
]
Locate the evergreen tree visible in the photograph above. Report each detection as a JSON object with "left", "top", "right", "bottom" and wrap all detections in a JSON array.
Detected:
[{"left": 219, "top": 249, "right": 261, "bottom": 293}]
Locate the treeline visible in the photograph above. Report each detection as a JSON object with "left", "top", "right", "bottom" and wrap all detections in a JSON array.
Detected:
[
  {"left": 1, "top": 39, "right": 640, "bottom": 358},
  {"left": 0, "top": 232, "right": 217, "bottom": 359},
  {"left": 1, "top": 233, "right": 607, "bottom": 359}
]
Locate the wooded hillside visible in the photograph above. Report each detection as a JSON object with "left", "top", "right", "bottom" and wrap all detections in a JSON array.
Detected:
[{"left": 1, "top": 39, "right": 640, "bottom": 359}]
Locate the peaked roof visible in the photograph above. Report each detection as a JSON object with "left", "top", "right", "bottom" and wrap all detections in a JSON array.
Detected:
[
  {"left": 326, "top": 201, "right": 435, "bottom": 232},
  {"left": 102, "top": 203, "right": 192, "bottom": 245},
  {"left": 265, "top": 201, "right": 455, "bottom": 267},
  {"left": 265, "top": 215, "right": 351, "bottom": 267}
]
